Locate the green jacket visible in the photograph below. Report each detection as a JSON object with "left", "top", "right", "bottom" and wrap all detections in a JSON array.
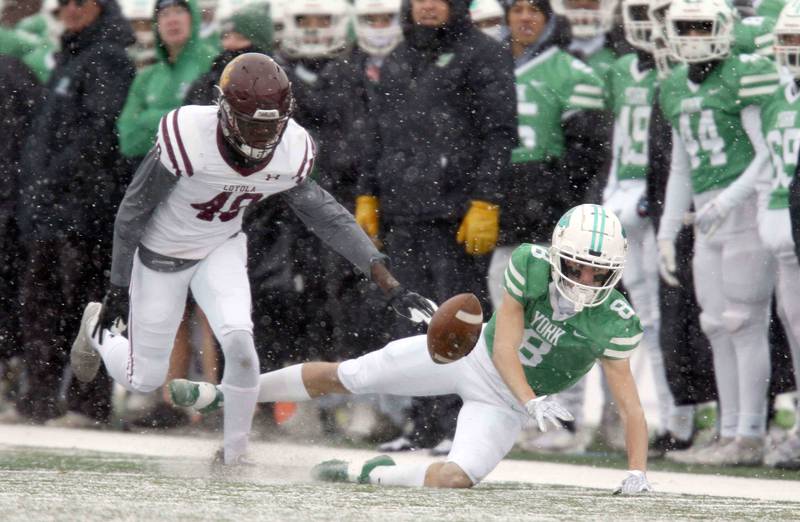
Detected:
[
  {"left": 117, "top": 0, "right": 215, "bottom": 158},
  {"left": 0, "top": 14, "right": 57, "bottom": 83}
]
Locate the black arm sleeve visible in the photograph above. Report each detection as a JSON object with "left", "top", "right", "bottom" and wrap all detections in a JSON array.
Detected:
[
  {"left": 281, "top": 179, "right": 386, "bottom": 277},
  {"left": 646, "top": 92, "right": 673, "bottom": 233},
  {"left": 110, "top": 147, "right": 178, "bottom": 287},
  {"left": 560, "top": 109, "right": 613, "bottom": 206}
]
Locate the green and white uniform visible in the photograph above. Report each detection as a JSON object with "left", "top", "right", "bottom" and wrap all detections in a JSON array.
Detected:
[
  {"left": 336, "top": 243, "right": 640, "bottom": 483},
  {"left": 513, "top": 46, "right": 606, "bottom": 164},
  {"left": 756, "top": 82, "right": 800, "bottom": 376},
  {"left": 756, "top": 0, "right": 787, "bottom": 19},
  {"left": 484, "top": 244, "right": 642, "bottom": 395},
  {"left": 734, "top": 16, "right": 777, "bottom": 57},
  {"left": 657, "top": 53, "right": 779, "bottom": 440},
  {"left": 602, "top": 54, "right": 669, "bottom": 429}
]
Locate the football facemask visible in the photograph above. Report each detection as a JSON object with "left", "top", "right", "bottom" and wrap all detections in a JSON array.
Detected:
[
  {"left": 775, "top": 0, "right": 800, "bottom": 78},
  {"left": 354, "top": 0, "right": 402, "bottom": 57},
  {"left": 666, "top": 0, "right": 734, "bottom": 63},
  {"left": 551, "top": 0, "right": 618, "bottom": 38},
  {"left": 623, "top": 0, "right": 655, "bottom": 51}
]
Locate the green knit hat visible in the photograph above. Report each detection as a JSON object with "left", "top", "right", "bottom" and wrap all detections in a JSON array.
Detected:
[{"left": 220, "top": 2, "right": 274, "bottom": 53}]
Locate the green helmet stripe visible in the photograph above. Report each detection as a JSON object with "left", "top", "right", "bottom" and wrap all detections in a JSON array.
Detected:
[
  {"left": 597, "top": 205, "right": 606, "bottom": 253},
  {"left": 590, "top": 205, "right": 600, "bottom": 252}
]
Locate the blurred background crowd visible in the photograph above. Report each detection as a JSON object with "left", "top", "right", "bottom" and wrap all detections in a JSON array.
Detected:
[{"left": 0, "top": 0, "right": 798, "bottom": 471}]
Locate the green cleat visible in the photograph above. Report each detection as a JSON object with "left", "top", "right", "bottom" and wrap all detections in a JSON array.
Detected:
[
  {"left": 357, "top": 455, "right": 396, "bottom": 484},
  {"left": 311, "top": 459, "right": 349, "bottom": 483},
  {"left": 168, "top": 379, "right": 224, "bottom": 414}
]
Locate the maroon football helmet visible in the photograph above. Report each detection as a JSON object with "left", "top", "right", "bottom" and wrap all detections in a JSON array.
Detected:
[{"left": 216, "top": 53, "right": 295, "bottom": 161}]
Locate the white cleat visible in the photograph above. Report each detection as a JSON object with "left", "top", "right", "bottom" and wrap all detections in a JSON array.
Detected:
[{"left": 70, "top": 302, "right": 102, "bottom": 382}]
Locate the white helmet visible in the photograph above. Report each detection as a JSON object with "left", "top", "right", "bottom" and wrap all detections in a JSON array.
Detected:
[
  {"left": 647, "top": 0, "right": 676, "bottom": 77},
  {"left": 470, "top": 0, "right": 505, "bottom": 41},
  {"left": 270, "top": 0, "right": 287, "bottom": 44},
  {"left": 119, "top": 0, "right": 157, "bottom": 19},
  {"left": 551, "top": 0, "right": 618, "bottom": 39},
  {"left": 215, "top": 0, "right": 257, "bottom": 21},
  {"left": 353, "top": 0, "right": 402, "bottom": 57},
  {"left": 549, "top": 205, "right": 627, "bottom": 311},
  {"left": 665, "top": 0, "right": 734, "bottom": 63},
  {"left": 282, "top": 0, "right": 351, "bottom": 58},
  {"left": 775, "top": 0, "right": 800, "bottom": 77},
  {"left": 622, "top": 0, "right": 655, "bottom": 51}
]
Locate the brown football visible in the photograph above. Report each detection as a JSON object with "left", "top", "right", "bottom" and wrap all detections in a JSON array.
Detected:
[{"left": 427, "top": 293, "right": 483, "bottom": 364}]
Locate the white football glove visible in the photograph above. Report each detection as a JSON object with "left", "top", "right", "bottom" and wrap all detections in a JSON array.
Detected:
[
  {"left": 694, "top": 200, "right": 728, "bottom": 236},
  {"left": 525, "top": 396, "right": 574, "bottom": 432},
  {"left": 613, "top": 470, "right": 653, "bottom": 495},
  {"left": 657, "top": 239, "right": 680, "bottom": 288}
]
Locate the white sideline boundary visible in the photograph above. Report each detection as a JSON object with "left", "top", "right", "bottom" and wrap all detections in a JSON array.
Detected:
[{"left": 0, "top": 425, "right": 798, "bottom": 502}]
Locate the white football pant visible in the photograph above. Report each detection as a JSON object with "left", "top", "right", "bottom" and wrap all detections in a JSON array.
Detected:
[
  {"left": 95, "top": 233, "right": 259, "bottom": 462},
  {"left": 338, "top": 331, "right": 528, "bottom": 484},
  {"left": 693, "top": 193, "right": 774, "bottom": 439}
]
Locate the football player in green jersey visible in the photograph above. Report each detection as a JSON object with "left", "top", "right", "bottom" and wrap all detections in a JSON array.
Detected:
[
  {"left": 657, "top": 0, "right": 779, "bottom": 465},
  {"left": 551, "top": 0, "right": 620, "bottom": 77},
  {"left": 756, "top": 0, "right": 800, "bottom": 469},
  {"left": 605, "top": 0, "right": 698, "bottom": 455},
  {"left": 169, "top": 205, "right": 652, "bottom": 494}
]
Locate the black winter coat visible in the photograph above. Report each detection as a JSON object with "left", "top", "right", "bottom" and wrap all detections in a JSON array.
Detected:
[
  {"left": 0, "top": 56, "right": 43, "bottom": 219},
  {"left": 315, "top": 48, "right": 382, "bottom": 206},
  {"left": 19, "top": 0, "right": 135, "bottom": 241},
  {"left": 359, "top": 0, "right": 517, "bottom": 223},
  {"left": 184, "top": 47, "right": 267, "bottom": 106}
]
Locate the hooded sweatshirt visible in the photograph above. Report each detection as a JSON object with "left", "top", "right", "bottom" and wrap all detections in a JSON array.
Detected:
[{"left": 117, "top": 0, "right": 216, "bottom": 159}]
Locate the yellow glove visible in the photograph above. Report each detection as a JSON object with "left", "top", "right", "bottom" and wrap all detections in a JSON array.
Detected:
[
  {"left": 355, "top": 195, "right": 380, "bottom": 238},
  {"left": 456, "top": 200, "right": 500, "bottom": 256}
]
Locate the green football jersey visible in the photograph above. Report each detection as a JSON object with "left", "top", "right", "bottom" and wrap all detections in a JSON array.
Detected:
[
  {"left": 608, "top": 54, "right": 658, "bottom": 181},
  {"left": 513, "top": 47, "right": 606, "bottom": 164},
  {"left": 756, "top": 0, "right": 787, "bottom": 19},
  {"left": 733, "top": 16, "right": 777, "bottom": 57},
  {"left": 761, "top": 83, "right": 800, "bottom": 209},
  {"left": 659, "top": 54, "right": 780, "bottom": 194},
  {"left": 483, "top": 244, "right": 643, "bottom": 396},
  {"left": 584, "top": 46, "right": 618, "bottom": 85}
]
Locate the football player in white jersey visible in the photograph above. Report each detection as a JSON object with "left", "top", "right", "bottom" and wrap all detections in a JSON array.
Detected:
[{"left": 69, "top": 53, "right": 436, "bottom": 466}]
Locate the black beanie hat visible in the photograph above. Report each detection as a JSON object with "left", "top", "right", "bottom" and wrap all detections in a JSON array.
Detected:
[{"left": 501, "top": 0, "right": 553, "bottom": 20}]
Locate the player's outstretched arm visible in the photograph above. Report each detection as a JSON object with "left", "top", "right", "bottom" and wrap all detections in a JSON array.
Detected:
[{"left": 602, "top": 357, "right": 651, "bottom": 494}]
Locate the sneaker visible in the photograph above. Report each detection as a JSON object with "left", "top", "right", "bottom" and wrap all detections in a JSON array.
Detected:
[
  {"left": 311, "top": 455, "right": 396, "bottom": 484},
  {"left": 429, "top": 438, "right": 453, "bottom": 456},
  {"left": 765, "top": 433, "right": 800, "bottom": 468},
  {"left": 377, "top": 435, "right": 416, "bottom": 452},
  {"left": 70, "top": 302, "right": 102, "bottom": 382},
  {"left": 649, "top": 432, "right": 693, "bottom": 459},
  {"left": 692, "top": 436, "right": 764, "bottom": 466},
  {"left": 168, "top": 379, "right": 224, "bottom": 414},
  {"left": 44, "top": 411, "right": 103, "bottom": 429},
  {"left": 666, "top": 436, "right": 734, "bottom": 464},
  {"left": 211, "top": 447, "right": 256, "bottom": 468}
]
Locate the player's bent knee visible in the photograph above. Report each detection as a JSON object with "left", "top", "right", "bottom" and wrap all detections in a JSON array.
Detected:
[
  {"left": 698, "top": 312, "right": 725, "bottom": 340},
  {"left": 220, "top": 330, "right": 259, "bottom": 385},
  {"left": 721, "top": 305, "right": 767, "bottom": 336},
  {"left": 428, "top": 463, "right": 474, "bottom": 489}
]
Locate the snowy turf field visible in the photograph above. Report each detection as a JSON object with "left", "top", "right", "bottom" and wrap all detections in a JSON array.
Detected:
[{"left": 1, "top": 425, "right": 798, "bottom": 521}]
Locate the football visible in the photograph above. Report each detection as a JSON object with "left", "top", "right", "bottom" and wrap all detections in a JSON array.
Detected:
[{"left": 427, "top": 293, "right": 483, "bottom": 364}]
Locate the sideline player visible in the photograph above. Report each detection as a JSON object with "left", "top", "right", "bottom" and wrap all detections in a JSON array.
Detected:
[
  {"left": 657, "top": 0, "right": 779, "bottom": 465},
  {"left": 69, "top": 53, "right": 436, "bottom": 466},
  {"left": 171, "top": 204, "right": 653, "bottom": 494}
]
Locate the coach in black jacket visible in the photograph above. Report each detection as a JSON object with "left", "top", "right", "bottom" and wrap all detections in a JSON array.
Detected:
[
  {"left": 14, "top": 0, "right": 135, "bottom": 425},
  {"left": 355, "top": 0, "right": 517, "bottom": 450}
]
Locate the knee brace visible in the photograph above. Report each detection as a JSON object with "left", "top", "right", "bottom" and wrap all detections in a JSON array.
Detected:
[
  {"left": 721, "top": 302, "right": 769, "bottom": 337},
  {"left": 699, "top": 311, "right": 725, "bottom": 341},
  {"left": 220, "top": 330, "right": 259, "bottom": 388}
]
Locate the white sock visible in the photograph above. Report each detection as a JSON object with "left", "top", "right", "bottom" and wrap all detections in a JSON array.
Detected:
[
  {"left": 219, "top": 383, "right": 258, "bottom": 463},
  {"left": 257, "top": 364, "right": 311, "bottom": 403},
  {"left": 95, "top": 333, "right": 136, "bottom": 391},
  {"left": 364, "top": 463, "right": 429, "bottom": 487},
  {"left": 708, "top": 333, "right": 739, "bottom": 439},
  {"left": 667, "top": 404, "right": 695, "bottom": 442}
]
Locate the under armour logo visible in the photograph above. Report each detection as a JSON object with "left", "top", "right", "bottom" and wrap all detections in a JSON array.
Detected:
[{"left": 264, "top": 174, "right": 281, "bottom": 181}]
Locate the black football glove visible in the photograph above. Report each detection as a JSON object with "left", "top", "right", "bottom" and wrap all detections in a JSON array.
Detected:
[
  {"left": 386, "top": 286, "right": 438, "bottom": 324},
  {"left": 92, "top": 284, "right": 129, "bottom": 343}
]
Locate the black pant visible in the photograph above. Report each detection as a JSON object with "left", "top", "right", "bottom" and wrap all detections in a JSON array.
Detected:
[
  {"left": 383, "top": 219, "right": 491, "bottom": 445},
  {"left": 15, "top": 236, "right": 112, "bottom": 422},
  {"left": 0, "top": 214, "right": 22, "bottom": 361}
]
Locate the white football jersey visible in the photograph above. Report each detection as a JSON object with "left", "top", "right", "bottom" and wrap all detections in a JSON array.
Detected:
[{"left": 141, "top": 105, "right": 315, "bottom": 260}]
